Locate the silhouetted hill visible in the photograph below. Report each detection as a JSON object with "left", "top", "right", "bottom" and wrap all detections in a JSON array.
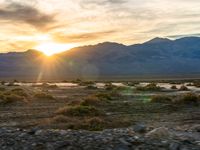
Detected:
[{"left": 1, "top": 37, "right": 200, "bottom": 80}]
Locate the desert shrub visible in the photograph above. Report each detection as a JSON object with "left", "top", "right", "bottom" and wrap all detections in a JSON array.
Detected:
[
  {"left": 115, "top": 86, "right": 129, "bottom": 91},
  {"left": 95, "top": 93, "right": 113, "bottom": 101},
  {"left": 84, "top": 117, "right": 105, "bottom": 131},
  {"left": 171, "top": 85, "right": 177, "bottom": 89},
  {"left": 151, "top": 95, "right": 172, "bottom": 103},
  {"left": 176, "top": 93, "right": 200, "bottom": 104},
  {"left": 11, "top": 88, "right": 23, "bottom": 92},
  {"left": 79, "top": 81, "right": 95, "bottom": 86},
  {"left": 40, "top": 83, "right": 58, "bottom": 89},
  {"left": 47, "top": 85, "right": 58, "bottom": 89},
  {"left": 67, "top": 100, "right": 81, "bottom": 106},
  {"left": 1, "top": 81, "right": 5, "bottom": 85},
  {"left": 81, "top": 96, "right": 102, "bottom": 106},
  {"left": 81, "top": 92, "right": 118, "bottom": 106},
  {"left": 7, "top": 82, "right": 19, "bottom": 86},
  {"left": 179, "top": 85, "right": 189, "bottom": 91},
  {"left": 11, "top": 88, "right": 28, "bottom": 97},
  {"left": 42, "top": 83, "right": 49, "bottom": 87},
  {"left": 0, "top": 93, "right": 25, "bottom": 105},
  {"left": 49, "top": 115, "right": 82, "bottom": 129},
  {"left": 193, "top": 82, "right": 200, "bottom": 88},
  {"left": 71, "top": 78, "right": 82, "bottom": 84},
  {"left": 51, "top": 115, "right": 72, "bottom": 123},
  {"left": 0, "top": 87, "right": 6, "bottom": 91},
  {"left": 186, "top": 83, "right": 193, "bottom": 86},
  {"left": 125, "top": 82, "right": 139, "bottom": 86},
  {"left": 105, "top": 83, "right": 116, "bottom": 90},
  {"left": 86, "top": 85, "right": 98, "bottom": 90},
  {"left": 136, "top": 83, "right": 161, "bottom": 91},
  {"left": 34, "top": 92, "right": 54, "bottom": 99},
  {"left": 50, "top": 115, "right": 105, "bottom": 131},
  {"left": 56, "top": 105, "right": 102, "bottom": 117},
  {"left": 169, "top": 81, "right": 182, "bottom": 84}
]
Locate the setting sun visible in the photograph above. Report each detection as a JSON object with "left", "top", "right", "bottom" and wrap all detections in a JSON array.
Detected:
[{"left": 35, "top": 43, "right": 75, "bottom": 56}]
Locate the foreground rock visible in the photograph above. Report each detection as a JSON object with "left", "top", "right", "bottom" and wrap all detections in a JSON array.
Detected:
[{"left": 0, "top": 127, "right": 199, "bottom": 150}]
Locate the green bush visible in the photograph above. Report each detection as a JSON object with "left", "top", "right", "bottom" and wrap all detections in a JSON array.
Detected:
[
  {"left": 56, "top": 105, "right": 102, "bottom": 116},
  {"left": 151, "top": 95, "right": 172, "bottom": 103}
]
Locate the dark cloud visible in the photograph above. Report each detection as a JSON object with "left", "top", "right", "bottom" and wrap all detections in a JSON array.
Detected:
[
  {"left": 80, "top": 0, "right": 127, "bottom": 8},
  {"left": 166, "top": 33, "right": 200, "bottom": 39},
  {"left": 0, "top": 2, "right": 55, "bottom": 30},
  {"left": 53, "top": 30, "right": 117, "bottom": 43}
]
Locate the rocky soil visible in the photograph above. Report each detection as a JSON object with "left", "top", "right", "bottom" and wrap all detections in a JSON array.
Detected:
[
  {"left": 0, "top": 83, "right": 200, "bottom": 149},
  {"left": 0, "top": 125, "right": 200, "bottom": 150}
]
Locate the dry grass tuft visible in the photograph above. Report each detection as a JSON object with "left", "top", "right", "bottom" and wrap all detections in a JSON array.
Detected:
[
  {"left": 151, "top": 95, "right": 172, "bottom": 103},
  {"left": 34, "top": 92, "right": 54, "bottom": 99},
  {"left": 56, "top": 105, "right": 102, "bottom": 117}
]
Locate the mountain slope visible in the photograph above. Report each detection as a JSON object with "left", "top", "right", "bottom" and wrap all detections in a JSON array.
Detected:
[{"left": 1, "top": 37, "right": 200, "bottom": 79}]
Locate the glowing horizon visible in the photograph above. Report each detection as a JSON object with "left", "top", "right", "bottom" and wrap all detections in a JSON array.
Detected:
[{"left": 35, "top": 42, "right": 75, "bottom": 56}]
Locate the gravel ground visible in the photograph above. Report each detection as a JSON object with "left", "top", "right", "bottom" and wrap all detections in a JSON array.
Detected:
[{"left": 0, "top": 126, "right": 200, "bottom": 150}]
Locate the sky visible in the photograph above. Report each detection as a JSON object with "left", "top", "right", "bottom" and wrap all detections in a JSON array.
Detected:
[{"left": 0, "top": 0, "right": 200, "bottom": 54}]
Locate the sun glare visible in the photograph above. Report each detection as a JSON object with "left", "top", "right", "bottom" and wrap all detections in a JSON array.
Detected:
[{"left": 35, "top": 43, "right": 75, "bottom": 56}]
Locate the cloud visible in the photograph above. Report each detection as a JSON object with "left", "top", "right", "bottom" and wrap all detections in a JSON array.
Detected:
[
  {"left": 80, "top": 0, "right": 127, "bottom": 8},
  {"left": 0, "top": 40, "right": 37, "bottom": 52},
  {"left": 0, "top": 2, "right": 55, "bottom": 30},
  {"left": 82, "top": 0, "right": 127, "bottom": 5},
  {"left": 53, "top": 30, "right": 117, "bottom": 43},
  {"left": 166, "top": 33, "right": 200, "bottom": 39}
]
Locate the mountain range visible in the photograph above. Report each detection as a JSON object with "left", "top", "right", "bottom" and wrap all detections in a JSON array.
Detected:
[{"left": 1, "top": 37, "right": 200, "bottom": 80}]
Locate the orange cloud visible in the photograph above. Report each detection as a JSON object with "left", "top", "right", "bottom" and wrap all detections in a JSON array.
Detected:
[{"left": 53, "top": 30, "right": 117, "bottom": 43}]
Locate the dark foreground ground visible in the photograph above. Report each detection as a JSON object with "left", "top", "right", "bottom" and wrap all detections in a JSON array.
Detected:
[
  {"left": 0, "top": 125, "right": 200, "bottom": 150},
  {"left": 0, "top": 81, "right": 200, "bottom": 149}
]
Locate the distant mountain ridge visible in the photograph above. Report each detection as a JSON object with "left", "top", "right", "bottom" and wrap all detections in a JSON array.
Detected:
[{"left": 1, "top": 37, "right": 200, "bottom": 80}]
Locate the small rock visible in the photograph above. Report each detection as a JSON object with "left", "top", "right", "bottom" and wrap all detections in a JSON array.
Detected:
[
  {"left": 119, "top": 138, "right": 131, "bottom": 146},
  {"left": 114, "top": 144, "right": 130, "bottom": 150},
  {"left": 27, "top": 128, "right": 37, "bottom": 135},
  {"left": 35, "top": 130, "right": 44, "bottom": 136},
  {"left": 145, "top": 127, "right": 172, "bottom": 139},
  {"left": 179, "top": 146, "right": 189, "bottom": 150},
  {"left": 169, "top": 142, "right": 180, "bottom": 150},
  {"left": 133, "top": 124, "right": 146, "bottom": 133},
  {"left": 190, "top": 125, "right": 200, "bottom": 132}
]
